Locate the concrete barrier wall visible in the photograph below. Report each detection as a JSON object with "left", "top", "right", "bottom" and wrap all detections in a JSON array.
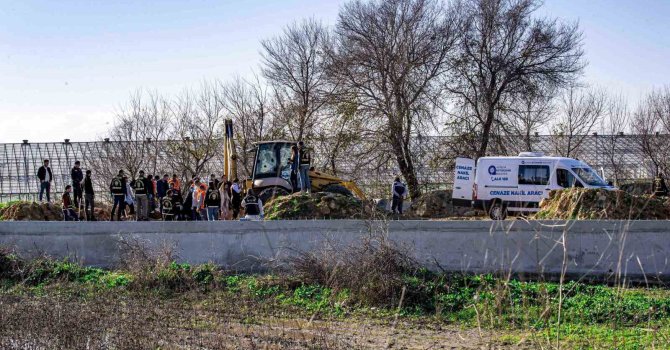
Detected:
[{"left": 1, "top": 220, "right": 669, "bottom": 281}]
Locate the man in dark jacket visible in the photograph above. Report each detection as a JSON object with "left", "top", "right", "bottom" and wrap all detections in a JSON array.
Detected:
[
  {"left": 241, "top": 189, "right": 263, "bottom": 221},
  {"left": 205, "top": 182, "right": 221, "bottom": 221},
  {"left": 654, "top": 173, "right": 669, "bottom": 197},
  {"left": 231, "top": 178, "right": 242, "bottom": 219},
  {"left": 131, "top": 170, "right": 150, "bottom": 221},
  {"left": 71, "top": 161, "right": 84, "bottom": 209},
  {"left": 62, "top": 185, "right": 79, "bottom": 221},
  {"left": 298, "top": 141, "right": 311, "bottom": 193},
  {"left": 156, "top": 174, "right": 169, "bottom": 212},
  {"left": 83, "top": 170, "right": 96, "bottom": 221},
  {"left": 110, "top": 170, "right": 127, "bottom": 221},
  {"left": 391, "top": 177, "right": 407, "bottom": 215},
  {"left": 37, "top": 159, "right": 53, "bottom": 202}
]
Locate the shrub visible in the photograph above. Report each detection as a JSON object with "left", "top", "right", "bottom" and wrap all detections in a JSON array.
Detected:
[{"left": 288, "top": 229, "right": 418, "bottom": 307}]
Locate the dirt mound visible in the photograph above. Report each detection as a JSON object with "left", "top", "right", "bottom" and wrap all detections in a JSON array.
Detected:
[
  {"left": 0, "top": 201, "right": 112, "bottom": 221},
  {"left": 0, "top": 201, "right": 63, "bottom": 221},
  {"left": 264, "top": 192, "right": 382, "bottom": 220},
  {"left": 408, "top": 190, "right": 480, "bottom": 218},
  {"left": 535, "top": 188, "right": 670, "bottom": 220}
]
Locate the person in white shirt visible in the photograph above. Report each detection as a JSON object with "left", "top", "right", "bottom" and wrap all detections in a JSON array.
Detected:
[{"left": 231, "top": 179, "right": 243, "bottom": 219}]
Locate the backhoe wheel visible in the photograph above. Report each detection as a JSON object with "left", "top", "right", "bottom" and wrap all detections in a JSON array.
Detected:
[
  {"left": 322, "top": 184, "right": 353, "bottom": 197},
  {"left": 258, "top": 186, "right": 290, "bottom": 204},
  {"left": 488, "top": 200, "right": 507, "bottom": 220}
]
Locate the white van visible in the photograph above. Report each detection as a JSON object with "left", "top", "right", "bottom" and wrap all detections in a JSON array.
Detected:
[{"left": 452, "top": 152, "right": 614, "bottom": 220}]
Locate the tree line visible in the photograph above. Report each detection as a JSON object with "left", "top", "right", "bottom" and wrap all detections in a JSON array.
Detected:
[{"left": 101, "top": 0, "right": 670, "bottom": 199}]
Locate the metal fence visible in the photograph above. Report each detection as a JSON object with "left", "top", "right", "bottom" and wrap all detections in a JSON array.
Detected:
[{"left": 0, "top": 134, "right": 660, "bottom": 202}]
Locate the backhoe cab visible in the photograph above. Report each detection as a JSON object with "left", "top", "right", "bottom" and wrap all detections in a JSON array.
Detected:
[
  {"left": 246, "top": 141, "right": 365, "bottom": 204},
  {"left": 222, "top": 119, "right": 364, "bottom": 204}
]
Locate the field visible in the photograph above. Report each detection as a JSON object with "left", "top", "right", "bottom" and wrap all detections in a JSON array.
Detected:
[{"left": 2, "top": 240, "right": 670, "bottom": 350}]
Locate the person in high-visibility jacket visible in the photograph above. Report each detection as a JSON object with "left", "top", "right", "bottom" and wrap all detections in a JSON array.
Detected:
[{"left": 169, "top": 174, "right": 181, "bottom": 192}]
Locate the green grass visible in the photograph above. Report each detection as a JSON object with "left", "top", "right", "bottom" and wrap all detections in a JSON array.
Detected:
[{"left": 2, "top": 255, "right": 670, "bottom": 349}]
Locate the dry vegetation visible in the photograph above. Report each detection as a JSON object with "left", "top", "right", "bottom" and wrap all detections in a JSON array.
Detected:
[
  {"left": 536, "top": 188, "right": 670, "bottom": 220},
  {"left": 3, "top": 230, "right": 670, "bottom": 349}
]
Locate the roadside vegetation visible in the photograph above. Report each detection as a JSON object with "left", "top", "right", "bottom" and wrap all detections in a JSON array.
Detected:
[{"left": 2, "top": 240, "right": 670, "bottom": 349}]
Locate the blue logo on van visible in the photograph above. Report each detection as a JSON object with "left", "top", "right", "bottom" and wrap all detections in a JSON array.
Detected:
[{"left": 488, "top": 165, "right": 497, "bottom": 175}]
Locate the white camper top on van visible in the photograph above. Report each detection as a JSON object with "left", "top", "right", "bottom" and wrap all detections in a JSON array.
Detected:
[{"left": 452, "top": 152, "right": 612, "bottom": 219}]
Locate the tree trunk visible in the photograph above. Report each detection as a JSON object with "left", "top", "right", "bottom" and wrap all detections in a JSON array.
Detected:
[
  {"left": 477, "top": 107, "right": 496, "bottom": 158},
  {"left": 390, "top": 135, "right": 421, "bottom": 200}
]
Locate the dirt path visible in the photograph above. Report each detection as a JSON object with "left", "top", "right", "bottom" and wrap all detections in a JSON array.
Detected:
[{"left": 0, "top": 293, "right": 524, "bottom": 349}]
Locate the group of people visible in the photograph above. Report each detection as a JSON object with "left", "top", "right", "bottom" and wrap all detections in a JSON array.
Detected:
[
  {"left": 38, "top": 159, "right": 95, "bottom": 221},
  {"left": 35, "top": 139, "right": 408, "bottom": 222},
  {"left": 36, "top": 158, "right": 264, "bottom": 222},
  {"left": 108, "top": 171, "right": 262, "bottom": 222}
]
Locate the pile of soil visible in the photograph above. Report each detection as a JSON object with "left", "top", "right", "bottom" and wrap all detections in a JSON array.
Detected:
[
  {"left": 0, "top": 202, "right": 63, "bottom": 221},
  {"left": 408, "top": 190, "right": 480, "bottom": 219},
  {"left": 264, "top": 192, "right": 382, "bottom": 220},
  {"left": 0, "top": 201, "right": 112, "bottom": 221},
  {"left": 535, "top": 188, "right": 670, "bottom": 220}
]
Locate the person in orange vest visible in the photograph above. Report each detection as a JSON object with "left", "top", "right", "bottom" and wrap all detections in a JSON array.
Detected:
[
  {"left": 196, "top": 183, "right": 208, "bottom": 220},
  {"left": 170, "top": 174, "right": 181, "bottom": 192}
]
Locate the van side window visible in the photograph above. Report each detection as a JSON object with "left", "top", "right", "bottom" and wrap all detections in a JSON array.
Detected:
[
  {"left": 518, "top": 165, "right": 550, "bottom": 185},
  {"left": 556, "top": 169, "right": 572, "bottom": 188},
  {"left": 556, "top": 169, "right": 582, "bottom": 188}
]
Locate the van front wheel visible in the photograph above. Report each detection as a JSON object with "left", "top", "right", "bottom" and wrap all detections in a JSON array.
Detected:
[{"left": 488, "top": 201, "right": 507, "bottom": 220}]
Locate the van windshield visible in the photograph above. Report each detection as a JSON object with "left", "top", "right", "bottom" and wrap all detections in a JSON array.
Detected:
[{"left": 571, "top": 167, "right": 607, "bottom": 187}]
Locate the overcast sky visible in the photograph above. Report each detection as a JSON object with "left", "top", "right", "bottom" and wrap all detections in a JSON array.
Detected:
[{"left": 1, "top": 0, "right": 669, "bottom": 143}]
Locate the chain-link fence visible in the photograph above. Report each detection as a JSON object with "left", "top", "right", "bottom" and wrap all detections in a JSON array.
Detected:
[{"left": 0, "top": 134, "right": 661, "bottom": 202}]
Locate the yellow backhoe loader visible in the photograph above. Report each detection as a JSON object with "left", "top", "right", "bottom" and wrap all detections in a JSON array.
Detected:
[{"left": 222, "top": 119, "right": 365, "bottom": 203}]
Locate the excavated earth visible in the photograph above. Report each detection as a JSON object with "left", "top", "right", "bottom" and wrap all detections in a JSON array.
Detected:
[
  {"left": 0, "top": 201, "right": 111, "bottom": 221},
  {"left": 263, "top": 192, "right": 385, "bottom": 220},
  {"left": 407, "top": 190, "right": 482, "bottom": 219}
]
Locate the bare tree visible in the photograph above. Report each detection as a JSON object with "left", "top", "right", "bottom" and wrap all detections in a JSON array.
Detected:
[
  {"left": 261, "top": 18, "right": 332, "bottom": 141},
  {"left": 328, "top": 0, "right": 458, "bottom": 199},
  {"left": 551, "top": 86, "right": 607, "bottom": 157},
  {"left": 448, "top": 0, "right": 584, "bottom": 158},
  {"left": 220, "top": 75, "right": 283, "bottom": 175},
  {"left": 86, "top": 91, "right": 173, "bottom": 194},
  {"left": 599, "top": 93, "right": 631, "bottom": 185},
  {"left": 503, "top": 88, "right": 555, "bottom": 153},
  {"left": 311, "top": 98, "right": 366, "bottom": 175},
  {"left": 633, "top": 87, "right": 670, "bottom": 178},
  {"left": 166, "top": 82, "right": 225, "bottom": 180}
]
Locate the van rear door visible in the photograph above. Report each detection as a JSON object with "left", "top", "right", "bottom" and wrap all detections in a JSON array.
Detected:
[{"left": 452, "top": 157, "right": 476, "bottom": 206}]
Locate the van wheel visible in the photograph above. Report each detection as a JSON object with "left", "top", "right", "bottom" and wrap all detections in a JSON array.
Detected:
[{"left": 488, "top": 201, "right": 507, "bottom": 220}]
